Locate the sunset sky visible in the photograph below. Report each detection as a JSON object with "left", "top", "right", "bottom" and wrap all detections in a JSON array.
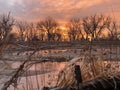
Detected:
[{"left": 0, "top": 0, "right": 120, "bottom": 25}]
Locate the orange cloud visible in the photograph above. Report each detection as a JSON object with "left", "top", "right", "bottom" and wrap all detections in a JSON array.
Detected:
[{"left": 0, "top": 0, "right": 120, "bottom": 25}]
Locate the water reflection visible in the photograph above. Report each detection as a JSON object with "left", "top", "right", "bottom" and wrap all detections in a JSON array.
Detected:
[{"left": 8, "top": 62, "right": 67, "bottom": 90}]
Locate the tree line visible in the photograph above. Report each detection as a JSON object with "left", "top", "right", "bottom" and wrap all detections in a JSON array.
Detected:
[{"left": 0, "top": 13, "right": 120, "bottom": 44}]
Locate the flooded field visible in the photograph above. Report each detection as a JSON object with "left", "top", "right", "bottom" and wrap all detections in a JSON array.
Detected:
[
  {"left": 0, "top": 59, "right": 119, "bottom": 90},
  {"left": 0, "top": 46, "right": 120, "bottom": 90},
  {"left": 2, "top": 62, "right": 66, "bottom": 90}
]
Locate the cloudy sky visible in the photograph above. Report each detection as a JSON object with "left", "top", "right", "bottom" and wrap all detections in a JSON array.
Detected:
[{"left": 0, "top": 0, "right": 120, "bottom": 25}]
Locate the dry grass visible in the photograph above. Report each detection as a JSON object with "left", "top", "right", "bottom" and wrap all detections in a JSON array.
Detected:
[{"left": 56, "top": 50, "right": 120, "bottom": 88}]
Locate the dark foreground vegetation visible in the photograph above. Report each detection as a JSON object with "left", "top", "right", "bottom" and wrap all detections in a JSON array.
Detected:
[
  {"left": 42, "top": 65, "right": 120, "bottom": 90},
  {"left": 52, "top": 75, "right": 120, "bottom": 90}
]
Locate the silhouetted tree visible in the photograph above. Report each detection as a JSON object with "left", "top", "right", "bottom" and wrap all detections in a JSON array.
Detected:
[
  {"left": 66, "top": 18, "right": 83, "bottom": 41},
  {"left": 37, "top": 17, "right": 59, "bottom": 41},
  {"left": 51, "top": 28, "right": 61, "bottom": 41},
  {"left": 0, "top": 13, "right": 15, "bottom": 57},
  {"left": 39, "top": 33, "right": 44, "bottom": 41},
  {"left": 106, "top": 18, "right": 118, "bottom": 40},
  {"left": 55, "top": 32, "right": 61, "bottom": 41},
  {"left": 0, "top": 13, "right": 15, "bottom": 42},
  {"left": 27, "top": 23, "right": 37, "bottom": 41},
  {"left": 82, "top": 15, "right": 109, "bottom": 41},
  {"left": 16, "top": 21, "right": 28, "bottom": 42}
]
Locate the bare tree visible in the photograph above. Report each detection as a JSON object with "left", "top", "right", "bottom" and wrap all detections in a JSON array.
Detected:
[
  {"left": 0, "top": 13, "right": 15, "bottom": 59},
  {"left": 37, "top": 17, "right": 59, "bottom": 41},
  {"left": 0, "top": 13, "right": 15, "bottom": 55},
  {"left": 16, "top": 21, "right": 29, "bottom": 42},
  {"left": 106, "top": 18, "right": 118, "bottom": 40},
  {"left": 66, "top": 18, "right": 83, "bottom": 41},
  {"left": 0, "top": 12, "right": 15, "bottom": 42},
  {"left": 27, "top": 23, "right": 37, "bottom": 42},
  {"left": 82, "top": 15, "right": 109, "bottom": 41},
  {"left": 55, "top": 28, "right": 62, "bottom": 41}
]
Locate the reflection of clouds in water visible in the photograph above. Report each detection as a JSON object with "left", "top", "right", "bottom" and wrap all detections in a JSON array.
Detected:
[
  {"left": 1, "top": 60, "right": 120, "bottom": 90},
  {"left": 8, "top": 62, "right": 67, "bottom": 90}
]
